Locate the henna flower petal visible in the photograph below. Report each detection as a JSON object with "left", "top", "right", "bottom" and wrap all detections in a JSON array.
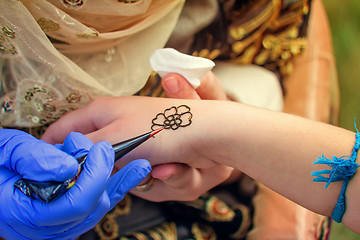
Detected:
[
  {"left": 179, "top": 112, "right": 192, "bottom": 127},
  {"left": 164, "top": 106, "right": 177, "bottom": 117},
  {"left": 177, "top": 105, "right": 191, "bottom": 115},
  {"left": 152, "top": 113, "right": 166, "bottom": 126}
]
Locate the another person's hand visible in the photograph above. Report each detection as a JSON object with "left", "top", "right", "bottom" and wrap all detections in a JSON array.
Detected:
[
  {"left": 131, "top": 71, "right": 232, "bottom": 201},
  {"left": 0, "top": 129, "right": 151, "bottom": 240},
  {"left": 161, "top": 71, "right": 228, "bottom": 100}
]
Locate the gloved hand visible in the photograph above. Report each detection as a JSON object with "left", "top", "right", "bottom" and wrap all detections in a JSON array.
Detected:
[{"left": 0, "top": 129, "right": 151, "bottom": 240}]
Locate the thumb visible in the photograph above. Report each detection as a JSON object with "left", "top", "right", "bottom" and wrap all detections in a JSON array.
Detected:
[
  {"left": 162, "top": 73, "right": 201, "bottom": 100},
  {"left": 62, "top": 132, "right": 93, "bottom": 158},
  {"left": 107, "top": 159, "right": 151, "bottom": 209},
  {"left": 0, "top": 129, "right": 78, "bottom": 182},
  {"left": 162, "top": 72, "right": 228, "bottom": 100}
]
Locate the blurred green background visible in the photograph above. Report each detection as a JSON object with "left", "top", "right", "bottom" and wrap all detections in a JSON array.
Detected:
[{"left": 324, "top": 0, "right": 360, "bottom": 239}]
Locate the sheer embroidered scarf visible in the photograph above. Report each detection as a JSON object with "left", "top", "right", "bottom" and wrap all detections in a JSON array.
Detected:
[{"left": 0, "top": 0, "right": 184, "bottom": 127}]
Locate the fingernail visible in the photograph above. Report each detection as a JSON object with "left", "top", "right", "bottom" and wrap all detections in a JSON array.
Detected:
[
  {"left": 160, "top": 175, "right": 172, "bottom": 180},
  {"left": 163, "top": 77, "right": 179, "bottom": 93}
]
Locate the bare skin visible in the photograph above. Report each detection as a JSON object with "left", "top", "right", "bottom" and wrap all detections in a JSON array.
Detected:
[
  {"left": 42, "top": 91, "right": 360, "bottom": 233},
  {"left": 42, "top": 72, "right": 235, "bottom": 202}
]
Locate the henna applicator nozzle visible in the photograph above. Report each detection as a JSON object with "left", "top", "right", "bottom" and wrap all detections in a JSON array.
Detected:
[{"left": 113, "top": 127, "right": 163, "bottom": 161}]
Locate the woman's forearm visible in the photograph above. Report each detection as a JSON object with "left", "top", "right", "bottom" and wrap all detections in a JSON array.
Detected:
[{"left": 198, "top": 100, "right": 359, "bottom": 231}]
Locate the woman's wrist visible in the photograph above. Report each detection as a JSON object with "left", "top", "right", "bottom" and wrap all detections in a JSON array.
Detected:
[{"left": 191, "top": 100, "right": 242, "bottom": 167}]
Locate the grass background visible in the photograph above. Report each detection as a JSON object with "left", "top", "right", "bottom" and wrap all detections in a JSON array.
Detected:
[{"left": 323, "top": 1, "right": 360, "bottom": 239}]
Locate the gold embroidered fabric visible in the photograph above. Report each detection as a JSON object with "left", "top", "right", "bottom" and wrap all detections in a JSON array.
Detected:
[
  {"left": 89, "top": 192, "right": 252, "bottom": 240},
  {"left": 167, "top": 0, "right": 310, "bottom": 84}
]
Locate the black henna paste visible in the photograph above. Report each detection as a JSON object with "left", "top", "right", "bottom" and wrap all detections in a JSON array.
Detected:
[{"left": 151, "top": 105, "right": 192, "bottom": 130}]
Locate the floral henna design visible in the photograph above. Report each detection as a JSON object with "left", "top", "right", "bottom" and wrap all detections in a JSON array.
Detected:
[{"left": 151, "top": 105, "right": 192, "bottom": 130}]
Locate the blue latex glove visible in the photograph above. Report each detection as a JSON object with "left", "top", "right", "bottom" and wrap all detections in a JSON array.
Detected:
[{"left": 0, "top": 129, "right": 151, "bottom": 240}]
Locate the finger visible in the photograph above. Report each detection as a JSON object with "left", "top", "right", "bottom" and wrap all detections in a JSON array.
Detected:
[
  {"left": 86, "top": 117, "right": 153, "bottom": 149},
  {"left": 41, "top": 106, "right": 100, "bottom": 144},
  {"left": 18, "top": 161, "right": 149, "bottom": 236},
  {"left": 132, "top": 164, "right": 201, "bottom": 202},
  {"left": 37, "top": 141, "right": 114, "bottom": 226},
  {"left": 53, "top": 143, "right": 64, "bottom": 151},
  {"left": 62, "top": 132, "right": 93, "bottom": 158},
  {"left": 107, "top": 159, "right": 151, "bottom": 209},
  {"left": 7, "top": 193, "right": 107, "bottom": 238},
  {"left": 162, "top": 72, "right": 228, "bottom": 101},
  {"left": 1, "top": 129, "right": 78, "bottom": 182},
  {"left": 161, "top": 73, "right": 201, "bottom": 99},
  {"left": 157, "top": 164, "right": 202, "bottom": 190},
  {"left": 85, "top": 119, "right": 131, "bottom": 145},
  {"left": 8, "top": 182, "right": 110, "bottom": 235},
  {"left": 3, "top": 189, "right": 87, "bottom": 238},
  {"left": 170, "top": 165, "right": 232, "bottom": 197},
  {"left": 41, "top": 97, "right": 132, "bottom": 144},
  {"left": 41, "top": 97, "right": 119, "bottom": 144},
  {"left": 0, "top": 166, "right": 15, "bottom": 184},
  {"left": 195, "top": 71, "right": 228, "bottom": 100},
  {"left": 132, "top": 164, "right": 233, "bottom": 202},
  {"left": 151, "top": 163, "right": 179, "bottom": 180},
  {"left": 0, "top": 175, "right": 78, "bottom": 238}
]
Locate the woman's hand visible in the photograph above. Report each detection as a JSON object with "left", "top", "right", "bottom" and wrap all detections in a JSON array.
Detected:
[
  {"left": 131, "top": 71, "right": 233, "bottom": 201},
  {"left": 41, "top": 71, "right": 234, "bottom": 202},
  {"left": 42, "top": 96, "right": 229, "bottom": 201},
  {"left": 130, "top": 163, "right": 233, "bottom": 202}
]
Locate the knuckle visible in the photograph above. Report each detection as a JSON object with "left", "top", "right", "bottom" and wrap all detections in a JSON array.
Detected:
[{"left": 89, "top": 96, "right": 109, "bottom": 109}]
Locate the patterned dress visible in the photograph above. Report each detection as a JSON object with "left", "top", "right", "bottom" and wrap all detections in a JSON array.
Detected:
[{"left": 0, "top": 0, "right": 330, "bottom": 239}]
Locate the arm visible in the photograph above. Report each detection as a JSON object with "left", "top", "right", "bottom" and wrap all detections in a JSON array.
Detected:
[
  {"left": 43, "top": 71, "right": 235, "bottom": 203},
  {"left": 42, "top": 96, "right": 359, "bottom": 233}
]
